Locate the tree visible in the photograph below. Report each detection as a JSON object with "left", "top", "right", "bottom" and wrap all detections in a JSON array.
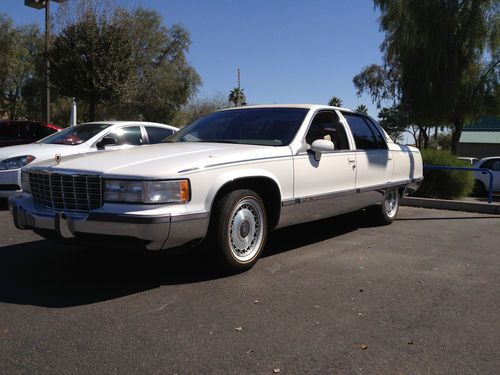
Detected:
[
  {"left": 378, "top": 106, "right": 408, "bottom": 142},
  {"left": 358, "top": 0, "right": 499, "bottom": 153},
  {"left": 111, "top": 8, "right": 201, "bottom": 121},
  {"left": 51, "top": 1, "right": 201, "bottom": 122},
  {"left": 0, "top": 14, "right": 43, "bottom": 121},
  {"left": 229, "top": 87, "right": 246, "bottom": 107},
  {"left": 171, "top": 94, "right": 227, "bottom": 127},
  {"left": 355, "top": 104, "right": 368, "bottom": 115},
  {"left": 328, "top": 96, "right": 343, "bottom": 107},
  {"left": 49, "top": 9, "right": 134, "bottom": 121},
  {"left": 353, "top": 64, "right": 401, "bottom": 107}
]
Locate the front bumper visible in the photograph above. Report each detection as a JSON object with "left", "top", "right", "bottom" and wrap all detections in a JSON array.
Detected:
[
  {"left": 8, "top": 194, "right": 209, "bottom": 250},
  {"left": 0, "top": 168, "right": 22, "bottom": 198}
]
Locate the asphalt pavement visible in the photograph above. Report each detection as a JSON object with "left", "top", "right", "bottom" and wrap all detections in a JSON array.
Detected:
[{"left": 0, "top": 205, "right": 499, "bottom": 374}]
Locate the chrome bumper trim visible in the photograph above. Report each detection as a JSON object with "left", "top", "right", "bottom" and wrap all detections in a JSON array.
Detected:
[
  {"left": 87, "top": 212, "right": 171, "bottom": 224},
  {"left": 9, "top": 195, "right": 210, "bottom": 250}
]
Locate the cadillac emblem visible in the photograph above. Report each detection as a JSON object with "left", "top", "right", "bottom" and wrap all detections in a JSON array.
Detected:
[{"left": 55, "top": 154, "right": 62, "bottom": 163}]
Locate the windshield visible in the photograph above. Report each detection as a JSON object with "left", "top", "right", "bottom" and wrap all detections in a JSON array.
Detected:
[
  {"left": 165, "top": 108, "right": 309, "bottom": 146},
  {"left": 38, "top": 123, "right": 112, "bottom": 145}
]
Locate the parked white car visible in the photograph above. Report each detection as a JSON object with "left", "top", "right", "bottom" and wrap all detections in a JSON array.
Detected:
[
  {"left": 9, "top": 105, "right": 423, "bottom": 272},
  {"left": 457, "top": 156, "right": 479, "bottom": 165},
  {"left": 0, "top": 121, "right": 178, "bottom": 197},
  {"left": 472, "top": 156, "right": 500, "bottom": 194}
]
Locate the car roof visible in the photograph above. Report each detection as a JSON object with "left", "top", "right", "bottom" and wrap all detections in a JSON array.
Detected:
[
  {"left": 218, "top": 104, "right": 357, "bottom": 113},
  {"left": 80, "top": 121, "right": 175, "bottom": 127},
  {"left": 476, "top": 156, "right": 500, "bottom": 161},
  {"left": 74, "top": 121, "right": 178, "bottom": 131}
]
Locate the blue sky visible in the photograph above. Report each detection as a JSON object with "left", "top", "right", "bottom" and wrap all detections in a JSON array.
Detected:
[{"left": 0, "top": 0, "right": 387, "bottom": 117}]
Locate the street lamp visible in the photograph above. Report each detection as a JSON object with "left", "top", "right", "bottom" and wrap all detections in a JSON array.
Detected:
[{"left": 24, "top": 0, "right": 66, "bottom": 124}]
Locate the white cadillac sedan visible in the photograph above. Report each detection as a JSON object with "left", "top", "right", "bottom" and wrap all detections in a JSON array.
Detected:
[
  {"left": 0, "top": 121, "right": 178, "bottom": 197},
  {"left": 10, "top": 105, "right": 423, "bottom": 272}
]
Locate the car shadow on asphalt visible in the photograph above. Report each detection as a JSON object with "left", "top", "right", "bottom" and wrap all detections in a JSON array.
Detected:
[
  {"left": 396, "top": 216, "right": 500, "bottom": 221},
  {"left": 0, "top": 211, "right": 374, "bottom": 308},
  {"left": 0, "top": 199, "right": 8, "bottom": 211}
]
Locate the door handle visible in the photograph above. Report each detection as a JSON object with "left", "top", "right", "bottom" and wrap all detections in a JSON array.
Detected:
[{"left": 348, "top": 157, "right": 355, "bottom": 163}]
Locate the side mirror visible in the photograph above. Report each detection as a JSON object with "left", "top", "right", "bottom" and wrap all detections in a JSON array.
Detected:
[
  {"left": 97, "top": 136, "right": 118, "bottom": 149},
  {"left": 310, "top": 139, "right": 334, "bottom": 161}
]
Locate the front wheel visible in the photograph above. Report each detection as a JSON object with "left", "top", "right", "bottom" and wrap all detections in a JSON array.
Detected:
[
  {"left": 472, "top": 180, "right": 486, "bottom": 197},
  {"left": 368, "top": 188, "right": 400, "bottom": 225},
  {"left": 212, "top": 189, "right": 268, "bottom": 273}
]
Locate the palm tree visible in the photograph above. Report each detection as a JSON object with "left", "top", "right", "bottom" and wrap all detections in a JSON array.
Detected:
[
  {"left": 229, "top": 87, "right": 246, "bottom": 107},
  {"left": 355, "top": 104, "right": 368, "bottom": 114},
  {"left": 328, "top": 96, "right": 343, "bottom": 107}
]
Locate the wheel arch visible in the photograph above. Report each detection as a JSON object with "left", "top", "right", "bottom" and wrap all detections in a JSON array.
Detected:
[{"left": 206, "top": 172, "right": 283, "bottom": 231}]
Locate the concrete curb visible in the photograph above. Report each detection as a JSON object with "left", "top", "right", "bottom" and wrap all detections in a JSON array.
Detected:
[{"left": 401, "top": 197, "right": 500, "bottom": 214}]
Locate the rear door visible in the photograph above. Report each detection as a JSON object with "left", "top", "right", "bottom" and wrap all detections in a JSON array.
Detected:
[{"left": 341, "top": 112, "right": 393, "bottom": 190}]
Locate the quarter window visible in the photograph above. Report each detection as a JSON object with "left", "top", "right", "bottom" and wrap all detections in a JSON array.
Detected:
[
  {"left": 343, "top": 113, "right": 386, "bottom": 150},
  {"left": 146, "top": 126, "right": 174, "bottom": 144},
  {"left": 305, "top": 111, "right": 349, "bottom": 150}
]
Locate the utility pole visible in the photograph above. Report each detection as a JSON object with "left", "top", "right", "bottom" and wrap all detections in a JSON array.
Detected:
[
  {"left": 25, "top": 1, "right": 66, "bottom": 124},
  {"left": 237, "top": 67, "right": 241, "bottom": 107},
  {"left": 45, "top": 0, "right": 50, "bottom": 124}
]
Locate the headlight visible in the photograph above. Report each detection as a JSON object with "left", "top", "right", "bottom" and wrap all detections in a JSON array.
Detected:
[
  {"left": 21, "top": 171, "right": 31, "bottom": 193},
  {"left": 0, "top": 155, "right": 36, "bottom": 170},
  {"left": 104, "top": 179, "right": 190, "bottom": 203}
]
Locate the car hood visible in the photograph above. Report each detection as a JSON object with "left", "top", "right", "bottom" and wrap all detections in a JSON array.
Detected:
[
  {"left": 25, "top": 142, "right": 292, "bottom": 178},
  {"left": 0, "top": 142, "right": 88, "bottom": 163}
]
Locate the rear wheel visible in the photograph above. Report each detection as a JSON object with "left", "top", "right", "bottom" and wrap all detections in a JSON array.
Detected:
[
  {"left": 368, "top": 188, "right": 400, "bottom": 225},
  {"left": 211, "top": 189, "right": 267, "bottom": 273}
]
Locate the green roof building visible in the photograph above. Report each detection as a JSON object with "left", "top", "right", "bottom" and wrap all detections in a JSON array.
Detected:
[{"left": 458, "top": 117, "right": 500, "bottom": 158}]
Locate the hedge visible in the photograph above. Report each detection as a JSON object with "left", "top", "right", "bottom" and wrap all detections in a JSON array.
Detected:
[{"left": 415, "top": 149, "right": 474, "bottom": 199}]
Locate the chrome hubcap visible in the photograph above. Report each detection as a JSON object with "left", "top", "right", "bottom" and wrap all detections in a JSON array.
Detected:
[
  {"left": 384, "top": 189, "right": 399, "bottom": 218},
  {"left": 229, "top": 197, "right": 264, "bottom": 262}
]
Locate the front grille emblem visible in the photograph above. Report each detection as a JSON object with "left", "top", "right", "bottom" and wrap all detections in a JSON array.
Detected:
[{"left": 55, "top": 154, "right": 61, "bottom": 163}]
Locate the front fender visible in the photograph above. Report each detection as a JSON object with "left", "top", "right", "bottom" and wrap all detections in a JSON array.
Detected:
[{"left": 204, "top": 168, "right": 283, "bottom": 212}]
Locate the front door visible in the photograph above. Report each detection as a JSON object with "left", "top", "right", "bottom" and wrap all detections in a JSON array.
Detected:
[{"left": 292, "top": 110, "right": 357, "bottom": 222}]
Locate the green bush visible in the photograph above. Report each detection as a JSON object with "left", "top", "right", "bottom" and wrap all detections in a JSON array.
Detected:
[{"left": 415, "top": 149, "right": 474, "bottom": 199}]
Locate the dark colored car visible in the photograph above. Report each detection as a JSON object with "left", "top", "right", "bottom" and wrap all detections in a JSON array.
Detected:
[{"left": 0, "top": 121, "right": 62, "bottom": 148}]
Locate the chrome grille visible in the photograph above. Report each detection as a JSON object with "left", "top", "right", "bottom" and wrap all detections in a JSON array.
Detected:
[{"left": 29, "top": 171, "right": 102, "bottom": 211}]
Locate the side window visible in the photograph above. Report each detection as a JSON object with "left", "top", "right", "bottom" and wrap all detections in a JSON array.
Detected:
[
  {"left": 108, "top": 126, "right": 143, "bottom": 146},
  {"left": 364, "top": 117, "right": 387, "bottom": 147},
  {"left": 343, "top": 113, "right": 385, "bottom": 150},
  {"left": 145, "top": 126, "right": 174, "bottom": 144},
  {"left": 305, "top": 111, "right": 349, "bottom": 150},
  {"left": 481, "top": 159, "right": 500, "bottom": 171}
]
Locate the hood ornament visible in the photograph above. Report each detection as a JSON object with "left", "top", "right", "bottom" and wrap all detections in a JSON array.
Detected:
[{"left": 55, "top": 154, "right": 61, "bottom": 163}]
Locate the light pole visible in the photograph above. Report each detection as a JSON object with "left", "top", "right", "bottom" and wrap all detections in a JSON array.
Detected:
[{"left": 24, "top": 0, "right": 65, "bottom": 124}]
